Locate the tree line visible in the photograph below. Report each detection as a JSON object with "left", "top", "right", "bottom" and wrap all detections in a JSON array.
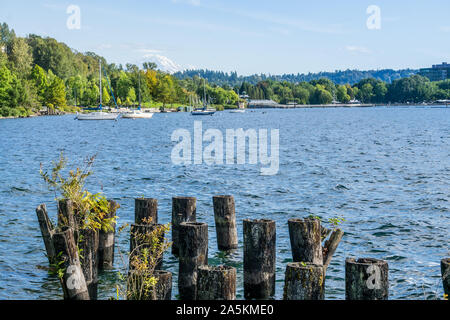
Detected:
[
  {"left": 238, "top": 76, "right": 450, "bottom": 105},
  {"left": 0, "top": 23, "right": 238, "bottom": 117},
  {"left": 173, "top": 68, "right": 417, "bottom": 86}
]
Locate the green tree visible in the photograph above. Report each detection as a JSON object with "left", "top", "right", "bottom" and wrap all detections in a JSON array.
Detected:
[
  {"left": 45, "top": 75, "right": 66, "bottom": 107},
  {"left": 336, "top": 85, "right": 350, "bottom": 103},
  {"left": 8, "top": 37, "right": 33, "bottom": 76}
]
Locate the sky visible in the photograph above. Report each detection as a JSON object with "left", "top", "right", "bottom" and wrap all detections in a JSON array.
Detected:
[{"left": 0, "top": 0, "right": 449, "bottom": 75}]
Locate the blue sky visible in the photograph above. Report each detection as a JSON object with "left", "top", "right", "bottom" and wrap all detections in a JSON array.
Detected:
[{"left": 1, "top": 0, "right": 449, "bottom": 75}]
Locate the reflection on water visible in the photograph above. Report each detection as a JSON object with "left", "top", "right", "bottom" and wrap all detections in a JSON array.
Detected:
[{"left": 0, "top": 106, "right": 448, "bottom": 299}]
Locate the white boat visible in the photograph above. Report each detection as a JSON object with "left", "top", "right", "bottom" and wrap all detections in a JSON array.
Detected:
[
  {"left": 191, "top": 109, "right": 215, "bottom": 115},
  {"left": 75, "top": 111, "right": 119, "bottom": 120},
  {"left": 230, "top": 109, "right": 245, "bottom": 113},
  {"left": 121, "top": 110, "right": 154, "bottom": 119},
  {"left": 75, "top": 60, "right": 117, "bottom": 121}
]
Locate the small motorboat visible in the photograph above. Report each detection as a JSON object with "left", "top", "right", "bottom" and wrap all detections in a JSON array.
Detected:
[
  {"left": 230, "top": 109, "right": 245, "bottom": 113},
  {"left": 191, "top": 109, "right": 215, "bottom": 116},
  {"left": 121, "top": 110, "right": 154, "bottom": 119}
]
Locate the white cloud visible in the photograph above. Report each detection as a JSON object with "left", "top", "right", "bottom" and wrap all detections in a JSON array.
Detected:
[
  {"left": 440, "top": 26, "right": 450, "bottom": 33},
  {"left": 171, "top": 0, "right": 201, "bottom": 6},
  {"left": 345, "top": 45, "right": 371, "bottom": 54}
]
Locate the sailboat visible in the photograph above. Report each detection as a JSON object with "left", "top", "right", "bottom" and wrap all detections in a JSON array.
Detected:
[
  {"left": 191, "top": 78, "right": 215, "bottom": 116},
  {"left": 122, "top": 71, "right": 154, "bottom": 119},
  {"left": 75, "top": 60, "right": 119, "bottom": 120}
]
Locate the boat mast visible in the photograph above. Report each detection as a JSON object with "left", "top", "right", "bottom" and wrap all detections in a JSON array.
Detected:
[
  {"left": 99, "top": 59, "right": 102, "bottom": 109},
  {"left": 138, "top": 71, "right": 141, "bottom": 109},
  {"left": 203, "top": 78, "right": 206, "bottom": 108}
]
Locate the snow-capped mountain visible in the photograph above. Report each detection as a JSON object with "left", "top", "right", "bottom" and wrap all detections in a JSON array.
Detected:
[{"left": 141, "top": 53, "right": 183, "bottom": 73}]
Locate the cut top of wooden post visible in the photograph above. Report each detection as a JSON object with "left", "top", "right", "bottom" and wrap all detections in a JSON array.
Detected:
[
  {"left": 135, "top": 198, "right": 158, "bottom": 224},
  {"left": 288, "top": 218, "right": 323, "bottom": 265}
]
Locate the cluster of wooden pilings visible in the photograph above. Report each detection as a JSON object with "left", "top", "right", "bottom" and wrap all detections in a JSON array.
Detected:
[
  {"left": 36, "top": 199, "right": 118, "bottom": 300},
  {"left": 37, "top": 195, "right": 450, "bottom": 300}
]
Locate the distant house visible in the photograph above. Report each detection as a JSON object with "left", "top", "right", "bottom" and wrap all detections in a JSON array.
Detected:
[
  {"left": 248, "top": 99, "right": 278, "bottom": 107},
  {"left": 0, "top": 46, "right": 5, "bottom": 53},
  {"left": 418, "top": 62, "right": 450, "bottom": 81}
]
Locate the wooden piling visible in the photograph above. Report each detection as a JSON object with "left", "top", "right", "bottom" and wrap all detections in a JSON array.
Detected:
[
  {"left": 127, "top": 270, "right": 172, "bottom": 300},
  {"left": 154, "top": 270, "right": 172, "bottom": 300},
  {"left": 283, "top": 262, "right": 325, "bottom": 300},
  {"left": 130, "top": 223, "right": 165, "bottom": 270},
  {"left": 197, "top": 265, "right": 236, "bottom": 300},
  {"left": 135, "top": 198, "right": 158, "bottom": 224},
  {"left": 171, "top": 197, "right": 196, "bottom": 255},
  {"left": 57, "top": 199, "right": 77, "bottom": 230},
  {"left": 36, "top": 204, "right": 56, "bottom": 264},
  {"left": 213, "top": 195, "right": 238, "bottom": 251},
  {"left": 98, "top": 200, "right": 118, "bottom": 270},
  {"left": 78, "top": 228, "right": 99, "bottom": 299},
  {"left": 288, "top": 218, "right": 323, "bottom": 265},
  {"left": 243, "top": 219, "right": 276, "bottom": 299},
  {"left": 178, "top": 222, "right": 208, "bottom": 300},
  {"left": 441, "top": 258, "right": 450, "bottom": 295},
  {"left": 52, "top": 227, "right": 90, "bottom": 300},
  {"left": 345, "top": 257, "right": 389, "bottom": 300}
]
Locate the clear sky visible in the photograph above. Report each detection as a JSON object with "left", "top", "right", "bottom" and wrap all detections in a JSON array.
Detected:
[{"left": 1, "top": 0, "right": 449, "bottom": 75}]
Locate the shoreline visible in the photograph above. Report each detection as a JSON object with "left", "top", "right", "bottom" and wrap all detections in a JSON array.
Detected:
[{"left": 1, "top": 103, "right": 448, "bottom": 120}]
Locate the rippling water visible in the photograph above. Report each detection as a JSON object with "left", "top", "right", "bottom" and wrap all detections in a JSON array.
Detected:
[{"left": 0, "top": 106, "right": 448, "bottom": 300}]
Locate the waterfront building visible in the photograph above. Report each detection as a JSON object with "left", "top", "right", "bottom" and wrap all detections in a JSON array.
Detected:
[{"left": 418, "top": 62, "right": 450, "bottom": 81}]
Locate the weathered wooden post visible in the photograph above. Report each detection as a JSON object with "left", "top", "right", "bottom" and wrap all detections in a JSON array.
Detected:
[
  {"left": 178, "top": 222, "right": 208, "bottom": 300},
  {"left": 243, "top": 219, "right": 276, "bottom": 299},
  {"left": 345, "top": 258, "right": 389, "bottom": 300},
  {"left": 130, "top": 224, "right": 165, "bottom": 270},
  {"left": 57, "top": 199, "right": 77, "bottom": 230},
  {"left": 36, "top": 204, "right": 56, "bottom": 264},
  {"left": 52, "top": 227, "right": 90, "bottom": 300},
  {"left": 213, "top": 195, "right": 238, "bottom": 251},
  {"left": 283, "top": 262, "right": 324, "bottom": 300},
  {"left": 79, "top": 228, "right": 99, "bottom": 299},
  {"left": 127, "top": 270, "right": 172, "bottom": 300},
  {"left": 172, "top": 197, "right": 196, "bottom": 255},
  {"left": 197, "top": 265, "right": 236, "bottom": 300},
  {"left": 154, "top": 270, "right": 172, "bottom": 300},
  {"left": 98, "top": 200, "right": 118, "bottom": 270},
  {"left": 288, "top": 218, "right": 323, "bottom": 264},
  {"left": 135, "top": 198, "right": 158, "bottom": 224},
  {"left": 441, "top": 258, "right": 450, "bottom": 295}
]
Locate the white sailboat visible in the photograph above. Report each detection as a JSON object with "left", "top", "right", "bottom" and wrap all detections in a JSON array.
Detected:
[
  {"left": 121, "top": 71, "right": 154, "bottom": 119},
  {"left": 75, "top": 60, "right": 119, "bottom": 121},
  {"left": 191, "top": 78, "right": 215, "bottom": 116}
]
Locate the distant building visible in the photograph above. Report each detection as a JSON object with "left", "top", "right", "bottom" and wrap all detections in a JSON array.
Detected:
[
  {"left": 418, "top": 62, "right": 450, "bottom": 81},
  {"left": 0, "top": 46, "right": 5, "bottom": 53}
]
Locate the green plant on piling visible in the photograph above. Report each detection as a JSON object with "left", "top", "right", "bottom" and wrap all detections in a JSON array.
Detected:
[
  {"left": 40, "top": 152, "right": 118, "bottom": 232},
  {"left": 328, "top": 216, "right": 346, "bottom": 230},
  {"left": 115, "top": 217, "right": 172, "bottom": 300},
  {"left": 48, "top": 252, "right": 66, "bottom": 279}
]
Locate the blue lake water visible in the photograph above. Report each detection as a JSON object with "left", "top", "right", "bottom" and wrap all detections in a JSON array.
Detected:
[{"left": 0, "top": 106, "right": 448, "bottom": 300}]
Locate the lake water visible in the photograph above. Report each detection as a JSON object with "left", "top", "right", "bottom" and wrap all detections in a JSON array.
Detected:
[{"left": 0, "top": 106, "right": 448, "bottom": 300}]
